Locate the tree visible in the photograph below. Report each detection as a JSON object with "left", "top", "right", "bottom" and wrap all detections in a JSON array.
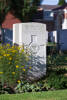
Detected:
[
  {"left": 9, "top": 0, "right": 42, "bottom": 21},
  {"left": 0, "top": 0, "right": 7, "bottom": 23},
  {"left": 58, "top": 0, "right": 66, "bottom": 5},
  {"left": 3, "top": 0, "right": 42, "bottom": 22},
  {"left": 0, "top": 0, "right": 42, "bottom": 22},
  {"left": 0, "top": 0, "right": 42, "bottom": 42}
]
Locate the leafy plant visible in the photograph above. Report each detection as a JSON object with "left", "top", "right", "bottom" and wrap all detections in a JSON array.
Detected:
[
  {"left": 47, "top": 70, "right": 67, "bottom": 89},
  {"left": 15, "top": 68, "right": 67, "bottom": 93},
  {"left": 0, "top": 44, "right": 31, "bottom": 88}
]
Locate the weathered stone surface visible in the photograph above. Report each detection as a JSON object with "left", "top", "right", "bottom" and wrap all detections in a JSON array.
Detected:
[{"left": 13, "top": 22, "right": 48, "bottom": 81}]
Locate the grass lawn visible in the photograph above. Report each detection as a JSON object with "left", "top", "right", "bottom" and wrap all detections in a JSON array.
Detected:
[{"left": 0, "top": 90, "right": 67, "bottom": 100}]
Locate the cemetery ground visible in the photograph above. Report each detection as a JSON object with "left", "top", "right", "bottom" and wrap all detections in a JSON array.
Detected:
[{"left": 0, "top": 90, "right": 67, "bottom": 100}]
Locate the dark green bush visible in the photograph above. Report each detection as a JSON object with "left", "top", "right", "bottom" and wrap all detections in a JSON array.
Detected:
[{"left": 47, "top": 72, "right": 67, "bottom": 89}]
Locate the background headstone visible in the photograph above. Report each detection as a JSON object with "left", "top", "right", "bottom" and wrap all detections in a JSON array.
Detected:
[
  {"left": 2, "top": 28, "right": 13, "bottom": 45},
  {"left": 13, "top": 22, "right": 48, "bottom": 81},
  {"left": 48, "top": 31, "right": 57, "bottom": 43}
]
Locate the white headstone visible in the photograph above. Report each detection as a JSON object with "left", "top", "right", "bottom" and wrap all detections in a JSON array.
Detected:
[
  {"left": 49, "top": 31, "right": 57, "bottom": 43},
  {"left": 13, "top": 22, "right": 48, "bottom": 81}
]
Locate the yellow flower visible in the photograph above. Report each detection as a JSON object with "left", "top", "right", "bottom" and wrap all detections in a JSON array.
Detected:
[
  {"left": 0, "top": 72, "right": 3, "bottom": 74},
  {"left": 0, "top": 46, "right": 3, "bottom": 49},
  {"left": 17, "top": 80, "right": 21, "bottom": 83},
  {"left": 0, "top": 56, "right": 2, "bottom": 59},
  {"left": 17, "top": 46, "right": 21, "bottom": 50},
  {"left": 6, "top": 54, "right": 10, "bottom": 57},
  {"left": 22, "top": 68, "right": 26, "bottom": 72},
  {"left": 21, "top": 49, "right": 24, "bottom": 52},
  {"left": 12, "top": 50, "right": 17, "bottom": 53},
  {"left": 2, "top": 50, "right": 5, "bottom": 54},
  {"left": 3, "top": 54, "right": 10, "bottom": 57},
  {"left": 12, "top": 72, "right": 15, "bottom": 75},
  {"left": 16, "top": 65, "right": 19, "bottom": 68},
  {"left": 29, "top": 67, "right": 32, "bottom": 69},
  {"left": 6, "top": 44, "right": 10, "bottom": 47},
  {"left": 12, "top": 46, "right": 15, "bottom": 49},
  {"left": 0, "top": 46, "right": 2, "bottom": 49},
  {"left": 8, "top": 49, "right": 12, "bottom": 51},
  {"left": 3, "top": 53, "right": 10, "bottom": 57},
  {"left": 9, "top": 57, "right": 12, "bottom": 60},
  {"left": 8, "top": 62, "right": 11, "bottom": 64},
  {"left": 3, "top": 54, "right": 7, "bottom": 57}
]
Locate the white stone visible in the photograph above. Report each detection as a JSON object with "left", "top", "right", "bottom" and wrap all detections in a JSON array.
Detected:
[
  {"left": 13, "top": 22, "right": 48, "bottom": 81},
  {"left": 49, "top": 31, "right": 57, "bottom": 43},
  {"left": 62, "top": 19, "right": 67, "bottom": 29}
]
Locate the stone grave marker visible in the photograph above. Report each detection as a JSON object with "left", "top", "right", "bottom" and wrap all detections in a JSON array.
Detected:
[{"left": 13, "top": 22, "right": 48, "bottom": 81}]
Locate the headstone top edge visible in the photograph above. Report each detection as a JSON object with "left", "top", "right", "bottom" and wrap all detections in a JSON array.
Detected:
[{"left": 13, "top": 22, "right": 46, "bottom": 25}]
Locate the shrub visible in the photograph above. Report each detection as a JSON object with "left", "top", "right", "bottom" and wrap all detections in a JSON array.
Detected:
[
  {"left": 0, "top": 44, "right": 31, "bottom": 88},
  {"left": 47, "top": 70, "right": 67, "bottom": 89}
]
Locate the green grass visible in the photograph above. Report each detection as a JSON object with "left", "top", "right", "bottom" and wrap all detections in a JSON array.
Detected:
[{"left": 0, "top": 90, "right": 67, "bottom": 100}]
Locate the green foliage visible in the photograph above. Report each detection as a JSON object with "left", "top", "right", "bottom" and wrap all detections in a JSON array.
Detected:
[
  {"left": 0, "top": 44, "right": 31, "bottom": 87},
  {"left": 47, "top": 44, "right": 67, "bottom": 69},
  {"left": 58, "top": 0, "right": 66, "bottom": 5},
  {"left": 47, "top": 46, "right": 67, "bottom": 90},
  {"left": 47, "top": 70, "right": 67, "bottom": 89},
  {"left": 0, "top": 0, "right": 43, "bottom": 24},
  {"left": 47, "top": 52, "right": 67, "bottom": 69},
  {"left": 0, "top": 0, "right": 42, "bottom": 22},
  {"left": 15, "top": 68, "right": 67, "bottom": 93},
  {"left": 47, "top": 54, "right": 60, "bottom": 68},
  {"left": 21, "top": 0, "right": 42, "bottom": 21},
  {"left": 15, "top": 81, "right": 48, "bottom": 93}
]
